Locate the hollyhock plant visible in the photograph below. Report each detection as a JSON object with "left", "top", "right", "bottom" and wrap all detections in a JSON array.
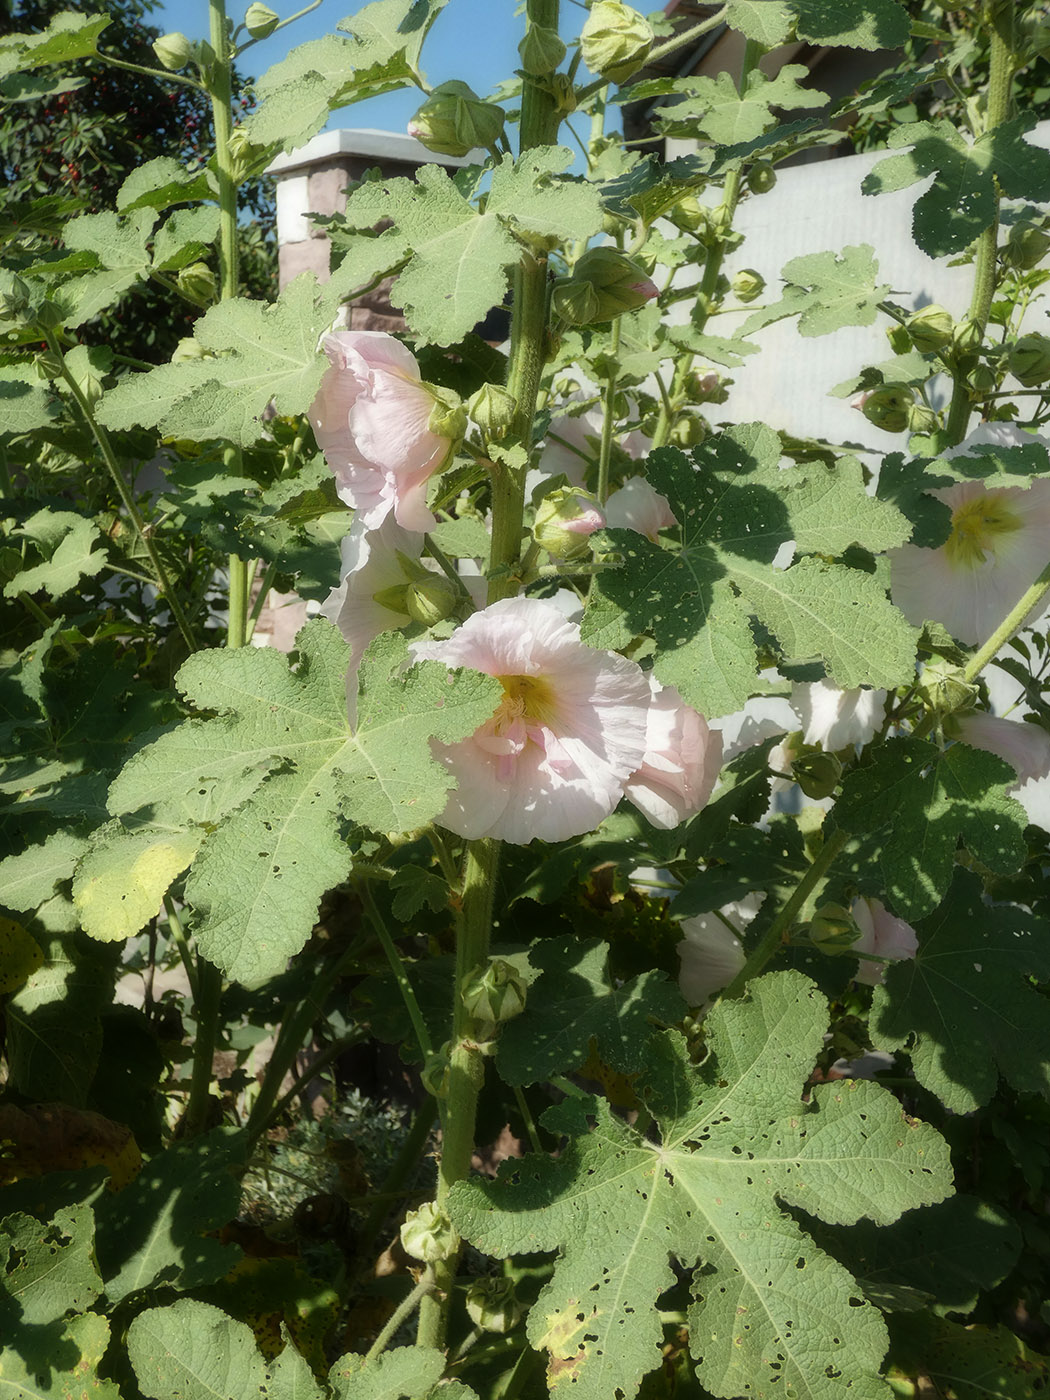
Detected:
[
  {"left": 309, "top": 331, "right": 462, "bottom": 532},
  {"left": 890, "top": 475, "right": 1050, "bottom": 647},
  {"left": 624, "top": 675, "right": 722, "bottom": 828},
  {"left": 948, "top": 710, "right": 1050, "bottom": 788},
  {"left": 605, "top": 475, "right": 677, "bottom": 541},
  {"left": 791, "top": 680, "right": 887, "bottom": 750},
  {"left": 413, "top": 597, "right": 652, "bottom": 844},
  {"left": 851, "top": 896, "right": 919, "bottom": 986}
]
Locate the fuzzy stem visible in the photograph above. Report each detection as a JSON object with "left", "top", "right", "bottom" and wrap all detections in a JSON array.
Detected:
[
  {"left": 596, "top": 316, "right": 622, "bottom": 505},
  {"left": 366, "top": 1270, "right": 436, "bottom": 1362},
  {"left": 182, "top": 958, "right": 222, "bottom": 1137},
  {"left": 207, "top": 0, "right": 239, "bottom": 302}
]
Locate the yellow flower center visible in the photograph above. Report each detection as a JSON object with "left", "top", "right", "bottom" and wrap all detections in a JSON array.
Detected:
[
  {"left": 493, "top": 673, "right": 560, "bottom": 732},
  {"left": 943, "top": 492, "right": 1023, "bottom": 569}
]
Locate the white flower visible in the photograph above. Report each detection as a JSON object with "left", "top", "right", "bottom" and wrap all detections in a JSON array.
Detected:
[
  {"left": 604, "top": 475, "right": 677, "bottom": 542},
  {"left": 948, "top": 710, "right": 1050, "bottom": 787},
  {"left": 676, "top": 894, "right": 763, "bottom": 1007},
  {"left": 624, "top": 675, "right": 722, "bottom": 829},
  {"left": 790, "top": 680, "right": 886, "bottom": 750},
  {"left": 851, "top": 897, "right": 918, "bottom": 986}
]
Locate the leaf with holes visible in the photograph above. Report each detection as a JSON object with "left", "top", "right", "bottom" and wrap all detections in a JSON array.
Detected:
[
  {"left": 869, "top": 870, "right": 1050, "bottom": 1113},
  {"left": 741, "top": 245, "right": 891, "bottom": 337},
  {"left": 452, "top": 970, "right": 952, "bottom": 1400}
]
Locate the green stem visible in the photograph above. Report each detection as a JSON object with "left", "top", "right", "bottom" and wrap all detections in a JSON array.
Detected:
[
  {"left": 365, "top": 1270, "right": 435, "bottom": 1362},
  {"left": 163, "top": 895, "right": 198, "bottom": 1000},
  {"left": 416, "top": 838, "right": 500, "bottom": 1350},
  {"left": 44, "top": 330, "right": 196, "bottom": 652},
  {"left": 207, "top": 0, "right": 239, "bottom": 302},
  {"left": 360, "top": 882, "right": 435, "bottom": 1063},
  {"left": 963, "top": 560, "right": 1050, "bottom": 685},
  {"left": 596, "top": 316, "right": 622, "bottom": 505},
  {"left": 944, "top": 1, "right": 1014, "bottom": 445},
  {"left": 183, "top": 957, "right": 223, "bottom": 1137},
  {"left": 720, "top": 829, "right": 850, "bottom": 999},
  {"left": 17, "top": 592, "right": 77, "bottom": 658},
  {"left": 227, "top": 553, "right": 250, "bottom": 650},
  {"left": 96, "top": 48, "right": 205, "bottom": 90},
  {"left": 513, "top": 1085, "right": 543, "bottom": 1155},
  {"left": 235, "top": 0, "right": 321, "bottom": 51}
]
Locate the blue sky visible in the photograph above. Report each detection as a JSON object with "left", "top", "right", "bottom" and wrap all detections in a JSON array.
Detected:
[{"left": 153, "top": 0, "right": 533, "bottom": 137}]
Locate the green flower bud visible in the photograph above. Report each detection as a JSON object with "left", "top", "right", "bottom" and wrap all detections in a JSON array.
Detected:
[
  {"left": 1008, "top": 332, "right": 1050, "bottom": 387},
  {"left": 176, "top": 261, "right": 217, "bottom": 307},
  {"left": 858, "top": 385, "right": 913, "bottom": 433},
  {"left": 518, "top": 23, "right": 566, "bottom": 75},
  {"left": 791, "top": 750, "right": 842, "bottom": 801},
  {"left": 952, "top": 316, "right": 983, "bottom": 356},
  {"left": 553, "top": 246, "right": 658, "bottom": 325},
  {"left": 747, "top": 160, "right": 777, "bottom": 194},
  {"left": 226, "top": 128, "right": 274, "bottom": 184},
  {"left": 152, "top": 31, "right": 194, "bottom": 70},
  {"left": 580, "top": 1, "right": 654, "bottom": 85},
  {"left": 885, "top": 323, "right": 912, "bottom": 355},
  {"left": 731, "top": 267, "right": 765, "bottom": 304},
  {"left": 969, "top": 363, "right": 997, "bottom": 399},
  {"left": 461, "top": 958, "right": 528, "bottom": 1028},
  {"left": 1005, "top": 222, "right": 1050, "bottom": 271},
  {"left": 426, "top": 386, "right": 467, "bottom": 441},
  {"left": 0, "top": 275, "right": 32, "bottom": 320},
  {"left": 371, "top": 583, "right": 412, "bottom": 617},
  {"left": 407, "top": 81, "right": 505, "bottom": 158},
  {"left": 468, "top": 382, "right": 517, "bottom": 441},
  {"left": 400, "top": 1202, "right": 457, "bottom": 1263},
  {"left": 465, "top": 1278, "right": 524, "bottom": 1334},
  {"left": 905, "top": 303, "right": 953, "bottom": 353},
  {"left": 668, "top": 195, "right": 707, "bottom": 234},
  {"left": 420, "top": 1043, "right": 451, "bottom": 1099},
  {"left": 808, "top": 903, "right": 860, "bottom": 955},
  {"left": 405, "top": 575, "right": 458, "bottom": 626},
  {"left": 906, "top": 402, "right": 939, "bottom": 435},
  {"left": 547, "top": 72, "right": 578, "bottom": 118},
  {"left": 533, "top": 486, "right": 605, "bottom": 561},
  {"left": 919, "top": 658, "right": 977, "bottom": 717},
  {"left": 670, "top": 414, "right": 707, "bottom": 448},
  {"left": 244, "top": 2, "right": 280, "bottom": 38},
  {"left": 685, "top": 368, "right": 724, "bottom": 403}
]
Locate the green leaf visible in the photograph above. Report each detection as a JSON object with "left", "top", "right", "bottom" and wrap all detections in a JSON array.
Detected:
[
  {"left": 50, "top": 208, "right": 156, "bottom": 327},
  {"left": 782, "top": 455, "right": 911, "bottom": 555},
  {"left": 247, "top": 0, "right": 449, "bottom": 153},
  {"left": 105, "top": 622, "right": 499, "bottom": 982},
  {"left": 890, "top": 1316, "right": 1048, "bottom": 1400},
  {"left": 496, "top": 937, "right": 686, "bottom": 1087},
  {"left": 583, "top": 435, "right": 916, "bottom": 717},
  {"left": 340, "top": 149, "right": 603, "bottom": 344},
  {"left": 0, "top": 1206, "right": 102, "bottom": 1324},
  {"left": 116, "top": 157, "right": 217, "bottom": 213},
  {"left": 642, "top": 65, "right": 826, "bottom": 145},
  {"left": 73, "top": 818, "right": 202, "bottom": 944},
  {"left": 835, "top": 739, "right": 1028, "bottom": 920},
  {"left": 389, "top": 864, "right": 449, "bottom": 919},
  {"left": 0, "top": 11, "right": 110, "bottom": 79},
  {"left": 0, "top": 1311, "right": 117, "bottom": 1400},
  {"left": 129, "top": 1298, "right": 324, "bottom": 1400},
  {"left": 96, "top": 275, "right": 340, "bottom": 446},
  {"left": 0, "top": 366, "right": 59, "bottom": 433},
  {"left": 724, "top": 0, "right": 793, "bottom": 46},
  {"left": 4, "top": 509, "right": 107, "bottom": 600},
  {"left": 329, "top": 1347, "right": 446, "bottom": 1400},
  {"left": 152, "top": 206, "right": 221, "bottom": 272},
  {"left": 812, "top": 1194, "right": 1021, "bottom": 1316},
  {"left": 452, "top": 971, "right": 952, "bottom": 1400},
  {"left": 869, "top": 870, "right": 1050, "bottom": 1112},
  {"left": 95, "top": 1133, "right": 244, "bottom": 1303},
  {"left": 742, "top": 245, "right": 891, "bottom": 337},
  {"left": 0, "top": 830, "right": 90, "bottom": 911},
  {"left": 792, "top": 0, "right": 910, "bottom": 48},
  {"left": 863, "top": 118, "right": 1050, "bottom": 257}
]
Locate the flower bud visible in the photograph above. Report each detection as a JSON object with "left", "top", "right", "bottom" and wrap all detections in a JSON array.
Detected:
[
  {"left": 969, "top": 363, "right": 996, "bottom": 399},
  {"left": 152, "top": 31, "right": 194, "bottom": 70},
  {"left": 685, "top": 368, "right": 724, "bottom": 403},
  {"left": 747, "top": 161, "right": 777, "bottom": 194},
  {"left": 952, "top": 316, "right": 983, "bottom": 356},
  {"left": 547, "top": 72, "right": 578, "bottom": 118},
  {"left": 420, "top": 1043, "right": 451, "bottom": 1099},
  {"left": 553, "top": 247, "right": 658, "bottom": 325},
  {"left": 905, "top": 303, "right": 953, "bottom": 353},
  {"left": 176, "top": 261, "right": 217, "bottom": 307},
  {"left": 244, "top": 2, "right": 280, "bottom": 38},
  {"left": 461, "top": 958, "right": 528, "bottom": 1028},
  {"left": 405, "top": 575, "right": 458, "bottom": 626},
  {"left": 670, "top": 414, "right": 706, "bottom": 448},
  {"left": 468, "top": 382, "right": 517, "bottom": 441},
  {"left": 0, "top": 275, "right": 32, "bottom": 320},
  {"left": 885, "top": 322, "right": 912, "bottom": 355},
  {"left": 808, "top": 903, "right": 860, "bottom": 955},
  {"left": 465, "top": 1278, "right": 524, "bottom": 1334},
  {"left": 426, "top": 387, "right": 467, "bottom": 442},
  {"left": 731, "top": 268, "right": 765, "bottom": 304},
  {"left": 1005, "top": 222, "right": 1050, "bottom": 270},
  {"left": 518, "top": 23, "right": 566, "bottom": 75},
  {"left": 668, "top": 195, "right": 708, "bottom": 234},
  {"left": 580, "top": 1, "right": 654, "bottom": 86},
  {"left": 400, "top": 1202, "right": 457, "bottom": 1262},
  {"left": 906, "top": 402, "right": 939, "bottom": 435},
  {"left": 533, "top": 486, "right": 605, "bottom": 560},
  {"left": 791, "top": 750, "right": 842, "bottom": 800},
  {"left": 407, "top": 81, "right": 504, "bottom": 158},
  {"left": 856, "top": 385, "right": 913, "bottom": 433},
  {"left": 1008, "top": 332, "right": 1050, "bottom": 387},
  {"left": 919, "top": 658, "right": 977, "bottom": 717}
]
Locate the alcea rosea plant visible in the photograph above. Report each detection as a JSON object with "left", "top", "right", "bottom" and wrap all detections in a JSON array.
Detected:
[{"left": 3, "top": 1, "right": 1050, "bottom": 1398}]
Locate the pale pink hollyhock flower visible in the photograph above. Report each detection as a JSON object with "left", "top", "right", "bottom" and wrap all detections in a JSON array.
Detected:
[
  {"left": 605, "top": 475, "right": 677, "bottom": 542},
  {"left": 309, "top": 331, "right": 456, "bottom": 532},
  {"left": 624, "top": 675, "right": 722, "bottom": 828},
  {"left": 677, "top": 893, "right": 763, "bottom": 1007},
  {"left": 890, "top": 476, "right": 1050, "bottom": 646},
  {"left": 413, "top": 597, "right": 651, "bottom": 844},
  {"left": 790, "top": 680, "right": 887, "bottom": 751},
  {"left": 851, "top": 896, "right": 918, "bottom": 987},
  {"left": 321, "top": 515, "right": 423, "bottom": 720},
  {"left": 948, "top": 710, "right": 1050, "bottom": 788}
]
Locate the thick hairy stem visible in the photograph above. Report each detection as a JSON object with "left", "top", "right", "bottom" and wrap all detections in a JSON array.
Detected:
[
  {"left": 944, "top": 0, "right": 1014, "bottom": 444},
  {"left": 207, "top": 0, "right": 239, "bottom": 302},
  {"left": 182, "top": 958, "right": 223, "bottom": 1138}
]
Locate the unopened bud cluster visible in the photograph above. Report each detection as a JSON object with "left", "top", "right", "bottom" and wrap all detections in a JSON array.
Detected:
[
  {"left": 552, "top": 247, "right": 658, "bottom": 325},
  {"left": 580, "top": 1, "right": 654, "bottom": 85}
]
